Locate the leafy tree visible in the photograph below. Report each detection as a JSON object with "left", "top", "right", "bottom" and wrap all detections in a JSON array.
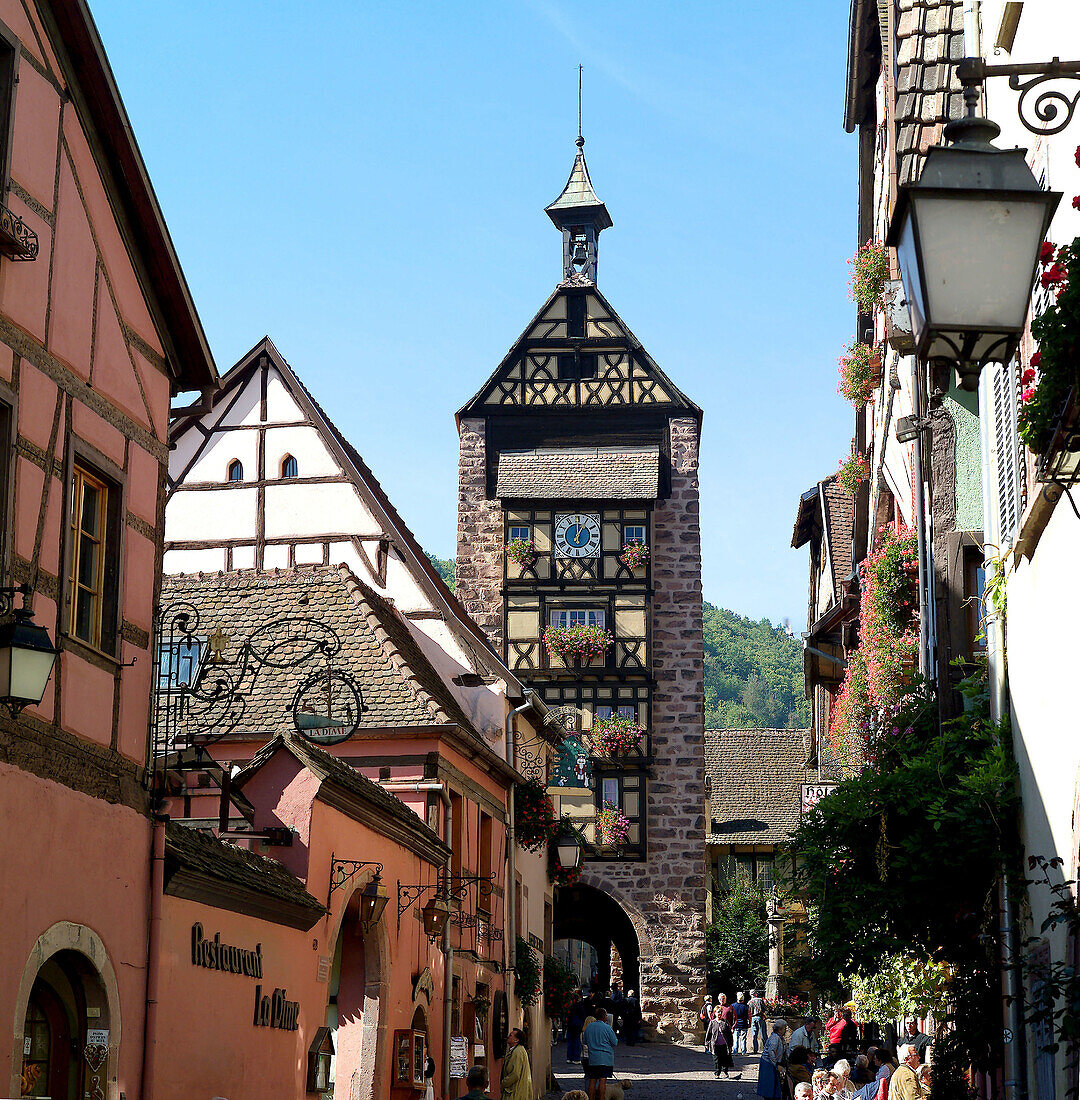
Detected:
[
  {"left": 787, "top": 671, "right": 1018, "bottom": 1098},
  {"left": 705, "top": 881, "right": 770, "bottom": 996},
  {"left": 425, "top": 551, "right": 456, "bottom": 591},
  {"left": 847, "top": 954, "right": 951, "bottom": 1023},
  {"left": 703, "top": 604, "right": 810, "bottom": 730}
]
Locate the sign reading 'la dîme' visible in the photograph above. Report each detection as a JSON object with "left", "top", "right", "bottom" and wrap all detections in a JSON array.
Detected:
[{"left": 191, "top": 922, "right": 264, "bottom": 978}]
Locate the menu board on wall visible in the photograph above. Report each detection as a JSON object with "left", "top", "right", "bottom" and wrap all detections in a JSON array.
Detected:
[{"left": 450, "top": 1036, "right": 469, "bottom": 1078}]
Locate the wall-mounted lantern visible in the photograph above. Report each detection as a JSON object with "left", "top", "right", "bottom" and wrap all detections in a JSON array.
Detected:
[{"left": 0, "top": 586, "right": 57, "bottom": 716}]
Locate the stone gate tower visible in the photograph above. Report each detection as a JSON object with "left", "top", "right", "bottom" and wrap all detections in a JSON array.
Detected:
[{"left": 455, "top": 140, "right": 706, "bottom": 1038}]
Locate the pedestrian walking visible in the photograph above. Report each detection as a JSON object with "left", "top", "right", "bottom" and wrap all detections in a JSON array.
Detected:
[
  {"left": 423, "top": 1055, "right": 435, "bottom": 1100},
  {"left": 581, "top": 1008, "right": 596, "bottom": 1074},
  {"left": 888, "top": 1045, "right": 925, "bottom": 1100},
  {"left": 699, "top": 993, "right": 714, "bottom": 1045},
  {"left": 582, "top": 1008, "right": 619, "bottom": 1100},
  {"left": 500, "top": 1028, "right": 532, "bottom": 1100},
  {"left": 732, "top": 991, "right": 750, "bottom": 1054},
  {"left": 706, "top": 1004, "right": 740, "bottom": 1079},
  {"left": 622, "top": 989, "right": 641, "bottom": 1046},
  {"left": 566, "top": 994, "right": 586, "bottom": 1063},
  {"left": 749, "top": 988, "right": 768, "bottom": 1053},
  {"left": 463, "top": 1064, "right": 493, "bottom": 1100},
  {"left": 756, "top": 1020, "right": 788, "bottom": 1100}
]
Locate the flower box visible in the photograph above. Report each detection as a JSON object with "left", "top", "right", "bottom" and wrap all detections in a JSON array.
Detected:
[
  {"left": 838, "top": 342, "right": 877, "bottom": 407},
  {"left": 849, "top": 240, "right": 888, "bottom": 313},
  {"left": 543, "top": 625, "right": 613, "bottom": 666},
  {"left": 591, "top": 715, "right": 645, "bottom": 757},
  {"left": 506, "top": 538, "right": 538, "bottom": 570},
  {"left": 595, "top": 803, "right": 631, "bottom": 846},
  {"left": 620, "top": 541, "right": 649, "bottom": 570},
  {"left": 837, "top": 452, "right": 870, "bottom": 496}
]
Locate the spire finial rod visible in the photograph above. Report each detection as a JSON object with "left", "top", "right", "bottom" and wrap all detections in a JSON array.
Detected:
[{"left": 577, "top": 64, "right": 584, "bottom": 149}]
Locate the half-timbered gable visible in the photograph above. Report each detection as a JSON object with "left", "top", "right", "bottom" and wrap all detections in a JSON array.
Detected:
[{"left": 166, "top": 337, "right": 546, "bottom": 743}]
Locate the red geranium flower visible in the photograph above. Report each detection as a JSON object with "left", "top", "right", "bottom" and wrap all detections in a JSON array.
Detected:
[
  {"left": 1041, "top": 263, "right": 1067, "bottom": 288},
  {"left": 1022, "top": 367, "right": 1036, "bottom": 384},
  {"left": 1041, "top": 241, "right": 1056, "bottom": 263},
  {"left": 1031, "top": 352, "right": 1042, "bottom": 367},
  {"left": 1073, "top": 195, "right": 1080, "bottom": 212},
  {"left": 1075, "top": 145, "right": 1080, "bottom": 168}
]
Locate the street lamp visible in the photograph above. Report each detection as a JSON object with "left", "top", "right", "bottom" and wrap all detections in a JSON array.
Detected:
[
  {"left": 0, "top": 587, "right": 58, "bottom": 716},
  {"left": 887, "top": 105, "right": 1060, "bottom": 390},
  {"left": 358, "top": 872, "right": 389, "bottom": 933},
  {"left": 422, "top": 890, "right": 451, "bottom": 942},
  {"left": 555, "top": 827, "right": 583, "bottom": 872}
]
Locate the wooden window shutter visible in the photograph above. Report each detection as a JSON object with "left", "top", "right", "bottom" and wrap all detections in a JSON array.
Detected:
[{"left": 990, "top": 361, "right": 1022, "bottom": 543}]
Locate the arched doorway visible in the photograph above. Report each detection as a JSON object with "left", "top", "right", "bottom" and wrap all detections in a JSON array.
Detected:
[
  {"left": 327, "top": 879, "right": 389, "bottom": 1100},
  {"left": 553, "top": 883, "right": 640, "bottom": 995},
  {"left": 19, "top": 950, "right": 112, "bottom": 1100}
]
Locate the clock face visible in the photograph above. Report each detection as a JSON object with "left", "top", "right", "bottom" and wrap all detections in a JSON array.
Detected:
[{"left": 554, "top": 513, "right": 601, "bottom": 558}]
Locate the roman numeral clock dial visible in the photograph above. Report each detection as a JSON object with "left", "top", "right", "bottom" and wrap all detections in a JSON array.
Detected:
[{"left": 554, "top": 513, "right": 601, "bottom": 558}]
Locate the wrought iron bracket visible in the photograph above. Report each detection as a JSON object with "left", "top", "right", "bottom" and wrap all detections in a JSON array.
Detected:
[
  {"left": 958, "top": 56, "right": 1080, "bottom": 136},
  {"left": 0, "top": 202, "right": 38, "bottom": 260},
  {"left": 328, "top": 854, "right": 383, "bottom": 906},
  {"left": 0, "top": 582, "right": 31, "bottom": 618},
  {"left": 397, "top": 879, "right": 441, "bottom": 920}
]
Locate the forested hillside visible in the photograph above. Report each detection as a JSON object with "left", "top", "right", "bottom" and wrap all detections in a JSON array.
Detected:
[
  {"left": 421, "top": 558, "right": 807, "bottom": 729},
  {"left": 703, "top": 603, "right": 810, "bottom": 730}
]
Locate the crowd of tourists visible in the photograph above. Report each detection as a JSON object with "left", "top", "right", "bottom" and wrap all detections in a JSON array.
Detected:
[
  {"left": 700, "top": 992, "right": 934, "bottom": 1099},
  {"left": 561, "top": 984, "right": 641, "bottom": 1100}
]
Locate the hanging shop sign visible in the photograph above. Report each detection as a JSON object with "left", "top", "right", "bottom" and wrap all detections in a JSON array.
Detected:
[
  {"left": 801, "top": 783, "right": 837, "bottom": 813},
  {"left": 550, "top": 734, "right": 591, "bottom": 792}
]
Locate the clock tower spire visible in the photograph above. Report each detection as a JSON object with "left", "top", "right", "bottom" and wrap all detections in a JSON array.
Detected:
[{"left": 545, "top": 135, "right": 612, "bottom": 286}]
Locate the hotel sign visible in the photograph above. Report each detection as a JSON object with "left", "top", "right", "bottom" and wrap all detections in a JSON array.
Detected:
[{"left": 801, "top": 783, "right": 837, "bottom": 813}]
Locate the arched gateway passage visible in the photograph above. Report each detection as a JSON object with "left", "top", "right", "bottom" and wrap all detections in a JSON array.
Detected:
[{"left": 554, "top": 883, "right": 640, "bottom": 994}]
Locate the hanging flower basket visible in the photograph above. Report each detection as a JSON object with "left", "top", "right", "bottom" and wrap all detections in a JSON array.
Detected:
[
  {"left": 543, "top": 624, "right": 613, "bottom": 664},
  {"left": 595, "top": 802, "right": 631, "bottom": 846},
  {"left": 591, "top": 715, "right": 646, "bottom": 756},
  {"left": 506, "top": 537, "right": 538, "bottom": 569},
  {"left": 838, "top": 341, "right": 879, "bottom": 407},
  {"left": 849, "top": 239, "right": 888, "bottom": 313},
  {"left": 514, "top": 778, "right": 558, "bottom": 853},
  {"left": 620, "top": 541, "right": 649, "bottom": 570},
  {"left": 837, "top": 452, "right": 871, "bottom": 495}
]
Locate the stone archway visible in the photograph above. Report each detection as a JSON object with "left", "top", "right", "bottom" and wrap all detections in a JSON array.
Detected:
[
  {"left": 11, "top": 923, "right": 122, "bottom": 1100},
  {"left": 554, "top": 882, "right": 643, "bottom": 995},
  {"left": 325, "top": 872, "right": 390, "bottom": 1100}
]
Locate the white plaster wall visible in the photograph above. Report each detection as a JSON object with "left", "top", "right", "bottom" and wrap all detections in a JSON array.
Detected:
[
  {"left": 165, "top": 487, "right": 258, "bottom": 542},
  {"left": 263, "top": 424, "right": 341, "bottom": 480},
  {"left": 163, "top": 547, "right": 227, "bottom": 574},
  {"left": 186, "top": 429, "right": 259, "bottom": 485},
  {"left": 266, "top": 372, "right": 305, "bottom": 423},
  {"left": 264, "top": 483, "right": 371, "bottom": 538},
  {"left": 219, "top": 380, "right": 262, "bottom": 427}
]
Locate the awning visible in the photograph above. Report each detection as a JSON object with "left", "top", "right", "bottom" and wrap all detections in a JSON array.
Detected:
[{"left": 496, "top": 446, "right": 660, "bottom": 500}]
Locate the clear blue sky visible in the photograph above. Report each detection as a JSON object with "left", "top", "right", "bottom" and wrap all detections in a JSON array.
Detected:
[{"left": 93, "top": 1, "right": 857, "bottom": 630}]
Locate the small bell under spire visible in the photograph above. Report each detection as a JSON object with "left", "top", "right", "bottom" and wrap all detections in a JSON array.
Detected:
[{"left": 545, "top": 144, "right": 613, "bottom": 285}]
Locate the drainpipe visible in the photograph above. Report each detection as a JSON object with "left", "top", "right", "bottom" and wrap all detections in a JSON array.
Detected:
[
  {"left": 140, "top": 813, "right": 168, "bottom": 1100},
  {"left": 911, "top": 358, "right": 933, "bottom": 683},
  {"left": 979, "top": 372, "right": 1027, "bottom": 1100},
  {"left": 504, "top": 692, "right": 536, "bottom": 988}
]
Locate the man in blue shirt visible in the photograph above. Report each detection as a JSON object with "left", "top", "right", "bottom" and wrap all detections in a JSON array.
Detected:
[{"left": 582, "top": 1008, "right": 619, "bottom": 1100}]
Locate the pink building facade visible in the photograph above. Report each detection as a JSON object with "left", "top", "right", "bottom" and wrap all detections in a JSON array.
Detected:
[{"left": 0, "top": 2, "right": 217, "bottom": 1099}]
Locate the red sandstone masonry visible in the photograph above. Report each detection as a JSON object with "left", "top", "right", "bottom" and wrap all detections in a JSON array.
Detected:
[{"left": 455, "top": 413, "right": 706, "bottom": 1040}]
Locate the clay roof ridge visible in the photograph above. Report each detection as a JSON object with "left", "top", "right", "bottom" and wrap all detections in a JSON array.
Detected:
[{"left": 336, "top": 565, "right": 452, "bottom": 727}]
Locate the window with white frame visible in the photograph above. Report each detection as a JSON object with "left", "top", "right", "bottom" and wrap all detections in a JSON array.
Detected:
[
  {"left": 594, "top": 705, "right": 636, "bottom": 721},
  {"left": 549, "top": 608, "right": 605, "bottom": 629},
  {"left": 623, "top": 524, "right": 646, "bottom": 545},
  {"left": 508, "top": 525, "right": 531, "bottom": 542}
]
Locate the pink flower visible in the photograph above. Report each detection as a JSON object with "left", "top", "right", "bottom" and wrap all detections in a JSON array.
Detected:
[{"left": 1021, "top": 387, "right": 1035, "bottom": 404}]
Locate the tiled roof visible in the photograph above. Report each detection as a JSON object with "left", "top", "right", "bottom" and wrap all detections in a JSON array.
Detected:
[
  {"left": 236, "top": 732, "right": 447, "bottom": 852},
  {"left": 496, "top": 446, "right": 660, "bottom": 500},
  {"left": 545, "top": 150, "right": 613, "bottom": 230},
  {"left": 893, "top": 0, "right": 966, "bottom": 183},
  {"left": 159, "top": 566, "right": 481, "bottom": 739},
  {"left": 164, "top": 819, "right": 325, "bottom": 917},
  {"left": 821, "top": 475, "right": 855, "bottom": 601},
  {"left": 705, "top": 728, "right": 814, "bottom": 845}
]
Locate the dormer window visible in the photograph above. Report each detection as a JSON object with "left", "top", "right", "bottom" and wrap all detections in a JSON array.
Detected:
[
  {"left": 281, "top": 455, "right": 298, "bottom": 478},
  {"left": 227, "top": 460, "right": 243, "bottom": 482}
]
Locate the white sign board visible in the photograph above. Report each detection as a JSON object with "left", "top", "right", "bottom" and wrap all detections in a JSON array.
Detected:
[
  {"left": 450, "top": 1035, "right": 469, "bottom": 1078},
  {"left": 801, "top": 783, "right": 837, "bottom": 813}
]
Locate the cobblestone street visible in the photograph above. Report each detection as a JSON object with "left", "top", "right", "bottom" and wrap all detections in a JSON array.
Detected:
[{"left": 550, "top": 1041, "right": 761, "bottom": 1099}]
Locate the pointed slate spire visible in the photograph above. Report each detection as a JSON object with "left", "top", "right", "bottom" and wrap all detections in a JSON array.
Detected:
[{"left": 545, "top": 138, "right": 613, "bottom": 284}]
